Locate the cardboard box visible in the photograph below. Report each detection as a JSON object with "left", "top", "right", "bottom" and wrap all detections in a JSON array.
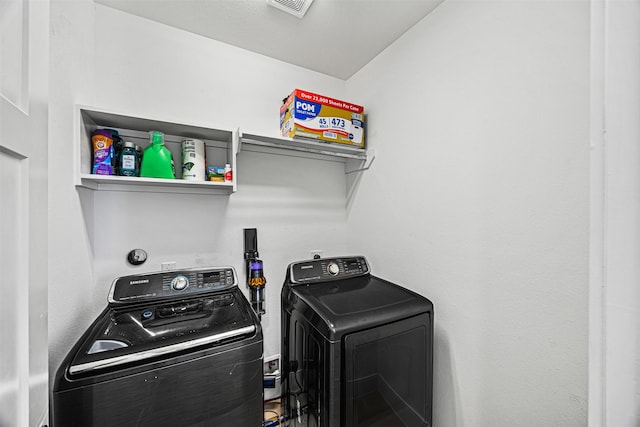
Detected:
[
  {"left": 207, "top": 166, "right": 225, "bottom": 182},
  {"left": 280, "top": 89, "right": 365, "bottom": 148}
]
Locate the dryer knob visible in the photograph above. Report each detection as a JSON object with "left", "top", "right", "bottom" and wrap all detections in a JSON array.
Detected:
[
  {"left": 171, "top": 275, "right": 189, "bottom": 291},
  {"left": 327, "top": 262, "right": 340, "bottom": 276}
]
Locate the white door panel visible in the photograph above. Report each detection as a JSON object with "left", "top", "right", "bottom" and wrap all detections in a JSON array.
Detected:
[
  {"left": 0, "top": 149, "right": 29, "bottom": 427},
  {"left": 0, "top": 0, "right": 49, "bottom": 425},
  {"left": 0, "top": 0, "right": 28, "bottom": 112}
]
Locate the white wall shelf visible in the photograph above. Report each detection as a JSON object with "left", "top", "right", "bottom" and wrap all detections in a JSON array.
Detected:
[
  {"left": 78, "top": 174, "right": 235, "bottom": 195},
  {"left": 239, "top": 132, "right": 374, "bottom": 173},
  {"left": 76, "top": 106, "right": 374, "bottom": 196},
  {"left": 76, "top": 106, "right": 238, "bottom": 195}
]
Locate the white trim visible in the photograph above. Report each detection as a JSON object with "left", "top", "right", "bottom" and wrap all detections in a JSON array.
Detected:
[{"left": 588, "top": 0, "right": 607, "bottom": 425}]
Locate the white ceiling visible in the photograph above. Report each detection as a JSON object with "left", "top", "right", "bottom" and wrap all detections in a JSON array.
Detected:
[{"left": 94, "top": 0, "right": 444, "bottom": 79}]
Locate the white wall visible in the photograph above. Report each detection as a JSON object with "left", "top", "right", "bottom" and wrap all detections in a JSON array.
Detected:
[
  {"left": 50, "top": 2, "right": 640, "bottom": 426},
  {"left": 49, "top": 0, "right": 97, "bottom": 379},
  {"left": 49, "top": 2, "right": 351, "bottom": 379},
  {"left": 346, "top": 1, "right": 590, "bottom": 426}
]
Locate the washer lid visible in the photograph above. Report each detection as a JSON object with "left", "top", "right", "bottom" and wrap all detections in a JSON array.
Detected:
[
  {"left": 287, "top": 275, "right": 432, "bottom": 341},
  {"left": 67, "top": 289, "right": 258, "bottom": 376}
]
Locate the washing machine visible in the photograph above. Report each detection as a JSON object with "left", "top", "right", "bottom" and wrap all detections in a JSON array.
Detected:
[
  {"left": 52, "top": 266, "right": 263, "bottom": 427},
  {"left": 281, "top": 256, "right": 433, "bottom": 427}
]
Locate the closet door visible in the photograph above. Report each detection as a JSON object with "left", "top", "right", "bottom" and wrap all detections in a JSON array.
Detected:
[{"left": 0, "top": 0, "right": 49, "bottom": 425}]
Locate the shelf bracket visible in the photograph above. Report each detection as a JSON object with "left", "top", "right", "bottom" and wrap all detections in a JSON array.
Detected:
[
  {"left": 236, "top": 128, "right": 242, "bottom": 156},
  {"left": 345, "top": 148, "right": 376, "bottom": 174}
]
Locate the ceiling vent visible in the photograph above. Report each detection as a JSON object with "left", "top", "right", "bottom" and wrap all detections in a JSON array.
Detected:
[{"left": 266, "top": 0, "right": 314, "bottom": 19}]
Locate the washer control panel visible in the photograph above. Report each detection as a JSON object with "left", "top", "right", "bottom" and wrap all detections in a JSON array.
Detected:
[
  {"left": 289, "top": 256, "right": 370, "bottom": 285},
  {"left": 109, "top": 266, "right": 237, "bottom": 304}
]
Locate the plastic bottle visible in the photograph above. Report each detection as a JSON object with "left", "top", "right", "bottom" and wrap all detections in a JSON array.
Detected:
[
  {"left": 224, "top": 163, "right": 232, "bottom": 182},
  {"left": 92, "top": 129, "right": 114, "bottom": 175},
  {"left": 105, "top": 129, "right": 123, "bottom": 174},
  {"left": 140, "top": 131, "right": 176, "bottom": 179},
  {"left": 119, "top": 142, "right": 138, "bottom": 176},
  {"left": 135, "top": 145, "right": 143, "bottom": 173}
]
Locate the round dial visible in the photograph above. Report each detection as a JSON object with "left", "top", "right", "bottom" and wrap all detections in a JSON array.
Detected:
[
  {"left": 171, "top": 275, "right": 189, "bottom": 291},
  {"left": 327, "top": 262, "right": 340, "bottom": 276}
]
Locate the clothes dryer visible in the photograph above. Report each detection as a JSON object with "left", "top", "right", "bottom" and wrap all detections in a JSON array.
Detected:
[{"left": 281, "top": 256, "right": 433, "bottom": 427}]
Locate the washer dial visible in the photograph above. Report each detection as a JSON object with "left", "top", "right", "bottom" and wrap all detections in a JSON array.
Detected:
[
  {"left": 327, "top": 262, "right": 340, "bottom": 276},
  {"left": 171, "top": 275, "right": 189, "bottom": 291}
]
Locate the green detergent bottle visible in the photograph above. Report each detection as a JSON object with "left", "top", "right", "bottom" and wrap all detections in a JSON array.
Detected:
[{"left": 140, "top": 131, "right": 176, "bottom": 179}]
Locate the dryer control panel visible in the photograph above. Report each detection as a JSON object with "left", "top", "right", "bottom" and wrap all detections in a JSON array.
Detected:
[
  {"left": 108, "top": 266, "right": 237, "bottom": 304},
  {"left": 289, "top": 256, "right": 370, "bottom": 285}
]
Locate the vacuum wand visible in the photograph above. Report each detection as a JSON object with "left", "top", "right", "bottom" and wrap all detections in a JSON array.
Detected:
[
  {"left": 244, "top": 228, "right": 266, "bottom": 318},
  {"left": 247, "top": 259, "right": 266, "bottom": 316}
]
